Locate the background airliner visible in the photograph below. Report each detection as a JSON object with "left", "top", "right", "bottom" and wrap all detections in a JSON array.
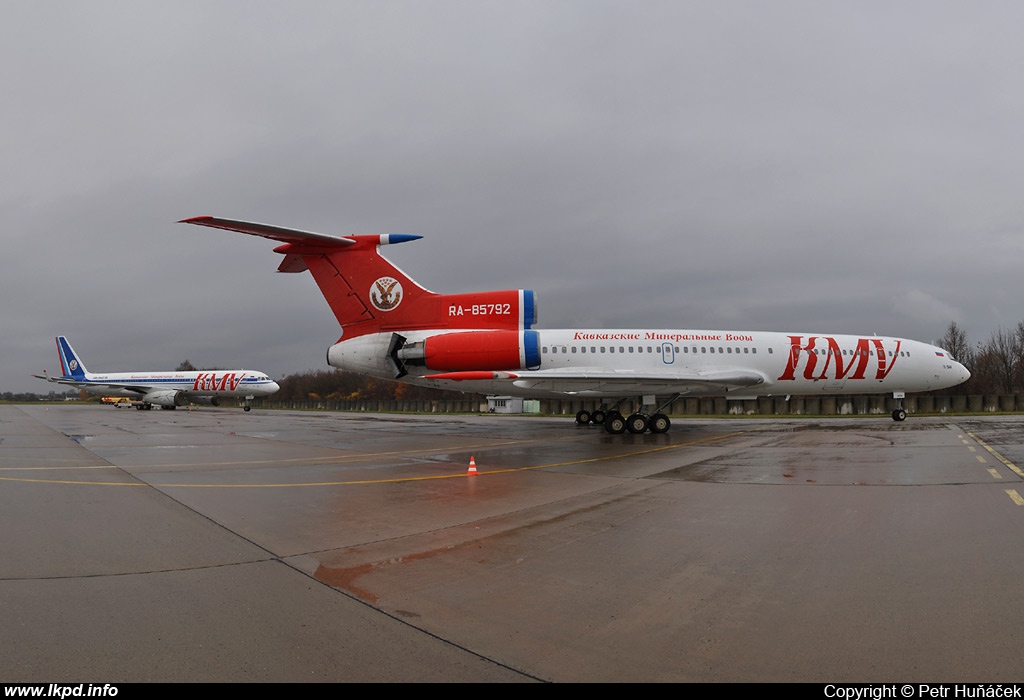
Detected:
[
  {"left": 182, "top": 216, "right": 970, "bottom": 433},
  {"left": 34, "top": 336, "right": 280, "bottom": 411}
]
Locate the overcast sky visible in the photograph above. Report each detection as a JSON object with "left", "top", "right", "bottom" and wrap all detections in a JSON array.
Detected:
[{"left": 3, "top": 1, "right": 1022, "bottom": 393}]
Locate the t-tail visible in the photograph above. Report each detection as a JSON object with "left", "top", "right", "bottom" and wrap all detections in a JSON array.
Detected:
[
  {"left": 55, "top": 336, "right": 90, "bottom": 380},
  {"left": 181, "top": 217, "right": 540, "bottom": 377},
  {"left": 180, "top": 215, "right": 540, "bottom": 380}
]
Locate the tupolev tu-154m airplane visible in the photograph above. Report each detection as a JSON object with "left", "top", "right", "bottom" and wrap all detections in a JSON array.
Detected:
[
  {"left": 34, "top": 336, "right": 280, "bottom": 411},
  {"left": 181, "top": 216, "right": 970, "bottom": 434}
]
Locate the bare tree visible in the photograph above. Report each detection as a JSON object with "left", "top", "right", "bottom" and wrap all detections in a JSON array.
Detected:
[
  {"left": 936, "top": 321, "right": 973, "bottom": 366},
  {"left": 984, "top": 327, "right": 1022, "bottom": 394},
  {"left": 933, "top": 322, "right": 975, "bottom": 394}
]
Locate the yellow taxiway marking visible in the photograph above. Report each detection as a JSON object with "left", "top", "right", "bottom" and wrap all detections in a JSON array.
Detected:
[
  {"left": 1005, "top": 490, "right": 1024, "bottom": 506},
  {"left": 0, "top": 465, "right": 118, "bottom": 471},
  {"left": 0, "top": 431, "right": 748, "bottom": 488},
  {"left": 988, "top": 468, "right": 1003, "bottom": 480},
  {"left": 0, "top": 435, "right": 570, "bottom": 476},
  {"left": 966, "top": 431, "right": 1024, "bottom": 479}
]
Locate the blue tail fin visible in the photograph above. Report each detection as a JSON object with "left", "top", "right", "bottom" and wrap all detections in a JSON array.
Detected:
[{"left": 56, "top": 337, "right": 89, "bottom": 380}]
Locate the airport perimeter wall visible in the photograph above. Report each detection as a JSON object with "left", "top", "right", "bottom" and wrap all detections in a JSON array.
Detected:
[{"left": 261, "top": 394, "right": 1024, "bottom": 416}]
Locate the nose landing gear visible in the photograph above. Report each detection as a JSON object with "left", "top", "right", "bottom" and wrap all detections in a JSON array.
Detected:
[{"left": 891, "top": 392, "right": 907, "bottom": 422}]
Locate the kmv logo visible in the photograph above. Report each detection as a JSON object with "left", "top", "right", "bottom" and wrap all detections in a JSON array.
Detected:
[
  {"left": 777, "top": 335, "right": 901, "bottom": 382},
  {"left": 370, "top": 277, "right": 403, "bottom": 312},
  {"left": 193, "top": 373, "right": 245, "bottom": 392}
]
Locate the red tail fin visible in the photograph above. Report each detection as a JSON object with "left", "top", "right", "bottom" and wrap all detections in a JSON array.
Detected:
[{"left": 181, "top": 217, "right": 536, "bottom": 338}]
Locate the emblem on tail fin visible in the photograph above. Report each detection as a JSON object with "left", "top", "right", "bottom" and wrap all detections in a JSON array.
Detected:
[{"left": 370, "top": 277, "right": 403, "bottom": 312}]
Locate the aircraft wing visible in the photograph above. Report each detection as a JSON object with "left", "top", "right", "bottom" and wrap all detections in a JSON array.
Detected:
[
  {"left": 82, "top": 383, "right": 151, "bottom": 396},
  {"left": 428, "top": 368, "right": 768, "bottom": 397}
]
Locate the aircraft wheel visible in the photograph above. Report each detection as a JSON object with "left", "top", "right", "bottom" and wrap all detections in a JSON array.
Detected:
[
  {"left": 892, "top": 408, "right": 907, "bottom": 422},
  {"left": 244, "top": 405, "right": 252, "bottom": 412},
  {"left": 649, "top": 413, "right": 671, "bottom": 433},
  {"left": 575, "top": 410, "right": 591, "bottom": 425},
  {"left": 591, "top": 410, "right": 606, "bottom": 425},
  {"left": 605, "top": 412, "right": 626, "bottom": 434},
  {"left": 626, "top": 413, "right": 648, "bottom": 434}
]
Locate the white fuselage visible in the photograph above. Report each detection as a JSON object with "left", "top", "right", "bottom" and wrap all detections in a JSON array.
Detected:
[
  {"left": 328, "top": 328, "right": 970, "bottom": 399},
  {"left": 77, "top": 371, "right": 280, "bottom": 400}
]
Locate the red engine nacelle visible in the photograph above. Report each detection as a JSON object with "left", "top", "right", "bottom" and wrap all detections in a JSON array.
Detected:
[{"left": 396, "top": 330, "right": 541, "bottom": 372}]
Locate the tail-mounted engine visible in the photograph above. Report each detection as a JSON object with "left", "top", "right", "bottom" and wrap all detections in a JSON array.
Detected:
[{"left": 389, "top": 330, "right": 541, "bottom": 378}]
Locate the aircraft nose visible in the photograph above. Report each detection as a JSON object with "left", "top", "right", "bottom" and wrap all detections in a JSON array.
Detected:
[
  {"left": 959, "top": 363, "right": 971, "bottom": 383},
  {"left": 268, "top": 381, "right": 281, "bottom": 393}
]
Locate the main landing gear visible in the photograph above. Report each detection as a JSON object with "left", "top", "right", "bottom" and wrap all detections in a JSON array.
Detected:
[{"left": 575, "top": 394, "right": 679, "bottom": 435}]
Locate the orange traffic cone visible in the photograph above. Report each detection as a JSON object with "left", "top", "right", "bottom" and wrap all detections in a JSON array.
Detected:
[{"left": 467, "top": 456, "right": 478, "bottom": 476}]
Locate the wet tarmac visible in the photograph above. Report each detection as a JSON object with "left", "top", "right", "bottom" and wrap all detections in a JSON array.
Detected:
[{"left": 3, "top": 404, "right": 1024, "bottom": 682}]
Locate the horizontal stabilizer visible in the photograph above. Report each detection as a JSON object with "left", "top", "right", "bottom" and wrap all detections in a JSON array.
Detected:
[
  {"left": 180, "top": 217, "right": 423, "bottom": 250},
  {"left": 180, "top": 216, "right": 358, "bottom": 247}
]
